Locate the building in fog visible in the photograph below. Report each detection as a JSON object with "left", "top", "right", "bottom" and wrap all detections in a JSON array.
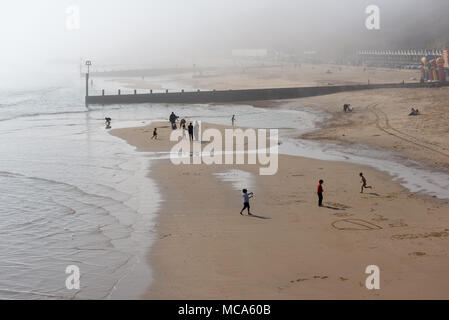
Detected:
[{"left": 356, "top": 49, "right": 444, "bottom": 68}]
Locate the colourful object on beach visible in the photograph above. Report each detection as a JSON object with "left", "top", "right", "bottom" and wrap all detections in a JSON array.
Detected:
[
  {"left": 437, "top": 57, "right": 446, "bottom": 81},
  {"left": 430, "top": 59, "right": 438, "bottom": 80},
  {"left": 420, "top": 54, "right": 449, "bottom": 82}
]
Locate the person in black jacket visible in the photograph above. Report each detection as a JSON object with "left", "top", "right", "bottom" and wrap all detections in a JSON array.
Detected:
[
  {"left": 169, "top": 112, "right": 179, "bottom": 130},
  {"left": 188, "top": 122, "right": 194, "bottom": 141}
]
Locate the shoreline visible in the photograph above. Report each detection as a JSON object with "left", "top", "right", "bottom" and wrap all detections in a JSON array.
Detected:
[{"left": 110, "top": 122, "right": 449, "bottom": 299}]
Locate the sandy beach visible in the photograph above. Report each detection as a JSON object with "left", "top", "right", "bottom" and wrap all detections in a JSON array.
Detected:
[
  {"left": 110, "top": 122, "right": 449, "bottom": 299},
  {"left": 299, "top": 88, "right": 449, "bottom": 170},
  {"left": 4, "top": 0, "right": 449, "bottom": 303},
  {"left": 108, "top": 64, "right": 419, "bottom": 92}
]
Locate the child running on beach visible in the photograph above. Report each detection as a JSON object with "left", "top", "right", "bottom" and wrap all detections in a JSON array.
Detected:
[
  {"left": 240, "top": 189, "right": 254, "bottom": 216},
  {"left": 151, "top": 128, "right": 158, "bottom": 140},
  {"left": 317, "top": 180, "right": 324, "bottom": 207},
  {"left": 359, "top": 172, "right": 372, "bottom": 193}
]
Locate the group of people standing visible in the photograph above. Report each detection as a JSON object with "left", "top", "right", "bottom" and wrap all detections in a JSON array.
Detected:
[{"left": 169, "top": 112, "right": 200, "bottom": 141}]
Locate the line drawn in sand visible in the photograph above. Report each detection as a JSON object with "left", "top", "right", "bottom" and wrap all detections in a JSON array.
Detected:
[
  {"left": 332, "top": 219, "right": 383, "bottom": 231},
  {"left": 391, "top": 230, "right": 449, "bottom": 240},
  {"left": 370, "top": 103, "right": 449, "bottom": 158}
]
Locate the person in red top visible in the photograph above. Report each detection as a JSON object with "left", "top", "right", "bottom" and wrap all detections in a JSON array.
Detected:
[{"left": 317, "top": 179, "right": 324, "bottom": 207}]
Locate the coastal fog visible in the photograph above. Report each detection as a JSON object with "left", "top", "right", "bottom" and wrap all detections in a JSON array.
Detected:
[{"left": 0, "top": 0, "right": 448, "bottom": 71}]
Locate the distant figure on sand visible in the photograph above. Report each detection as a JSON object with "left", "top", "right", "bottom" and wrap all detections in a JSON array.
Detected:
[
  {"left": 194, "top": 121, "right": 200, "bottom": 141},
  {"left": 343, "top": 104, "right": 352, "bottom": 112},
  {"left": 182, "top": 124, "right": 187, "bottom": 139},
  {"left": 151, "top": 128, "right": 158, "bottom": 140},
  {"left": 359, "top": 173, "right": 372, "bottom": 193},
  {"left": 240, "top": 189, "right": 254, "bottom": 216},
  {"left": 105, "top": 117, "right": 112, "bottom": 129},
  {"left": 188, "top": 122, "right": 194, "bottom": 141},
  {"left": 180, "top": 118, "right": 186, "bottom": 129},
  {"left": 317, "top": 180, "right": 324, "bottom": 207},
  {"left": 409, "top": 108, "right": 419, "bottom": 116},
  {"left": 169, "top": 112, "right": 179, "bottom": 130},
  {"left": 232, "top": 115, "right": 236, "bottom": 128}
]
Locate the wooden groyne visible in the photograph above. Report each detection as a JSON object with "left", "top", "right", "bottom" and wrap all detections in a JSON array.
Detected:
[{"left": 85, "top": 82, "right": 448, "bottom": 105}]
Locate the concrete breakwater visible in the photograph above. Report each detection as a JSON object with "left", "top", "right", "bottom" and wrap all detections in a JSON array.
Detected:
[{"left": 85, "top": 82, "right": 447, "bottom": 105}]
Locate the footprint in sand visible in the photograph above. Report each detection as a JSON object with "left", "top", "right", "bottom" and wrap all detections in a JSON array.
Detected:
[
  {"left": 290, "top": 278, "right": 308, "bottom": 283},
  {"left": 372, "top": 214, "right": 388, "bottom": 222},
  {"left": 388, "top": 220, "right": 408, "bottom": 228},
  {"left": 409, "top": 252, "right": 426, "bottom": 257},
  {"left": 326, "top": 202, "right": 352, "bottom": 210},
  {"left": 334, "top": 212, "right": 353, "bottom": 217},
  {"left": 392, "top": 231, "right": 449, "bottom": 240},
  {"left": 289, "top": 275, "right": 329, "bottom": 285}
]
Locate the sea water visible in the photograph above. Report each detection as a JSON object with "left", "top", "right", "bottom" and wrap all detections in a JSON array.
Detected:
[{"left": 0, "top": 67, "right": 162, "bottom": 299}]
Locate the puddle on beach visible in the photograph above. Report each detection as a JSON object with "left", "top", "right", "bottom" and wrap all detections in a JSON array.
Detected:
[{"left": 213, "top": 169, "right": 256, "bottom": 192}]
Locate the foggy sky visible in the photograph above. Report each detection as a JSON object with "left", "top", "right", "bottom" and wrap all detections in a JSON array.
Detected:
[{"left": 1, "top": 0, "right": 448, "bottom": 69}]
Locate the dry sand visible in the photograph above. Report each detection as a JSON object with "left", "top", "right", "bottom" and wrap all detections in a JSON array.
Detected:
[
  {"left": 179, "top": 64, "right": 419, "bottom": 90},
  {"left": 298, "top": 87, "right": 449, "bottom": 170},
  {"left": 108, "top": 64, "right": 419, "bottom": 91},
  {"left": 110, "top": 123, "right": 449, "bottom": 299}
]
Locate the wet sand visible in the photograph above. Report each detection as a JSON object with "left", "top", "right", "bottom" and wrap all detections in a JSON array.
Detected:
[{"left": 110, "top": 123, "right": 449, "bottom": 299}]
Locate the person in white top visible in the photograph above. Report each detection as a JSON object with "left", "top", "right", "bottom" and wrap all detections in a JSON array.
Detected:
[
  {"left": 182, "top": 124, "right": 187, "bottom": 139},
  {"left": 240, "top": 189, "right": 254, "bottom": 216},
  {"left": 194, "top": 121, "right": 200, "bottom": 141}
]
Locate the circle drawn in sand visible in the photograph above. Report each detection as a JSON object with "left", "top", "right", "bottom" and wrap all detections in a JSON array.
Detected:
[{"left": 332, "top": 219, "right": 383, "bottom": 231}]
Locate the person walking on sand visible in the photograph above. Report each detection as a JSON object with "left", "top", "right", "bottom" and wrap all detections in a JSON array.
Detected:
[
  {"left": 182, "top": 124, "right": 187, "bottom": 139},
  {"left": 317, "top": 180, "right": 324, "bottom": 207},
  {"left": 240, "top": 189, "right": 254, "bottom": 216},
  {"left": 232, "top": 115, "right": 236, "bottom": 128},
  {"left": 105, "top": 117, "right": 112, "bottom": 129},
  {"left": 188, "top": 122, "right": 194, "bottom": 141},
  {"left": 169, "top": 112, "right": 178, "bottom": 130},
  {"left": 180, "top": 118, "right": 186, "bottom": 129},
  {"left": 151, "top": 128, "right": 158, "bottom": 140},
  {"left": 359, "top": 172, "right": 372, "bottom": 193},
  {"left": 194, "top": 121, "right": 200, "bottom": 141}
]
